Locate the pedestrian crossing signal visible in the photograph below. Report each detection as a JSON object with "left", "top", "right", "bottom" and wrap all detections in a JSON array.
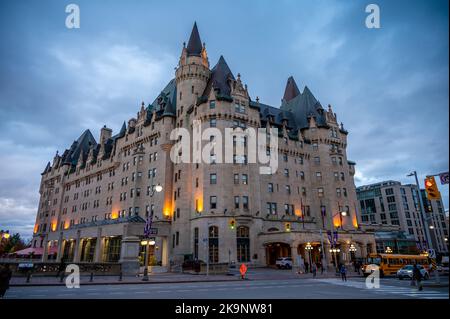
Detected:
[
  {"left": 229, "top": 219, "right": 236, "bottom": 230},
  {"left": 285, "top": 222, "right": 291, "bottom": 232},
  {"left": 425, "top": 176, "right": 441, "bottom": 200}
]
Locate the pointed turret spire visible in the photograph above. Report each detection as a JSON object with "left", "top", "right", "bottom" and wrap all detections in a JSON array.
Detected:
[
  {"left": 283, "top": 76, "right": 300, "bottom": 102},
  {"left": 186, "top": 22, "right": 203, "bottom": 56}
]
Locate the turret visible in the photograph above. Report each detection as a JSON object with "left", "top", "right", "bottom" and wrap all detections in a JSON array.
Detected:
[{"left": 176, "top": 22, "right": 211, "bottom": 125}]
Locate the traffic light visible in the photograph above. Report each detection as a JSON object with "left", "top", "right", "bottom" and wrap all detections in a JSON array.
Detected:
[
  {"left": 229, "top": 218, "right": 236, "bottom": 230},
  {"left": 424, "top": 176, "right": 441, "bottom": 200},
  {"left": 285, "top": 222, "right": 291, "bottom": 232}
]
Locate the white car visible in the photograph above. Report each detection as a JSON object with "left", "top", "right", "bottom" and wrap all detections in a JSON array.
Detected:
[
  {"left": 276, "top": 257, "right": 293, "bottom": 269},
  {"left": 397, "top": 265, "right": 429, "bottom": 280}
]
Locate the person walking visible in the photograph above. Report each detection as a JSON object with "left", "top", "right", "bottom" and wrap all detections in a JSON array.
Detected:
[
  {"left": 356, "top": 261, "right": 361, "bottom": 275},
  {"left": 56, "top": 258, "right": 66, "bottom": 278},
  {"left": 412, "top": 264, "right": 423, "bottom": 291},
  {"left": 340, "top": 264, "right": 347, "bottom": 282},
  {"left": 311, "top": 262, "right": 317, "bottom": 278},
  {"left": 304, "top": 261, "right": 309, "bottom": 274},
  {"left": 0, "top": 264, "right": 13, "bottom": 298}
]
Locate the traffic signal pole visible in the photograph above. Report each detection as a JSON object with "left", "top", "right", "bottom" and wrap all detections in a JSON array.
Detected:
[{"left": 410, "top": 171, "right": 433, "bottom": 250}]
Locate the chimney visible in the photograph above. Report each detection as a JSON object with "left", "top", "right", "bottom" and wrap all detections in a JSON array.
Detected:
[{"left": 100, "top": 125, "right": 112, "bottom": 144}]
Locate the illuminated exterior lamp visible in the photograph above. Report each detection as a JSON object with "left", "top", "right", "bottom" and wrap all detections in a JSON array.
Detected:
[
  {"left": 149, "top": 240, "right": 156, "bottom": 246},
  {"left": 349, "top": 244, "right": 357, "bottom": 252},
  {"left": 2, "top": 231, "right": 10, "bottom": 239},
  {"left": 305, "top": 242, "right": 313, "bottom": 267},
  {"left": 385, "top": 246, "right": 393, "bottom": 254},
  {"left": 154, "top": 184, "right": 163, "bottom": 193},
  {"left": 429, "top": 225, "right": 435, "bottom": 229}
]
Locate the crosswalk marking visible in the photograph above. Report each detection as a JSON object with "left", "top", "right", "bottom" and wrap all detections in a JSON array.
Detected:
[{"left": 315, "top": 278, "right": 448, "bottom": 299}]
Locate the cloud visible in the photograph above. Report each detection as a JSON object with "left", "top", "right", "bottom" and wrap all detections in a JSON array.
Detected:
[{"left": 0, "top": 35, "right": 177, "bottom": 239}]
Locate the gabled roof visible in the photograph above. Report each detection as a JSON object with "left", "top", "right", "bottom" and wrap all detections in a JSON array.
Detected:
[
  {"left": 282, "top": 76, "right": 300, "bottom": 102},
  {"left": 280, "top": 83, "right": 327, "bottom": 129},
  {"left": 60, "top": 129, "right": 97, "bottom": 167},
  {"left": 147, "top": 78, "right": 177, "bottom": 120},
  {"left": 186, "top": 22, "right": 202, "bottom": 56},
  {"left": 41, "top": 161, "right": 51, "bottom": 175},
  {"left": 201, "top": 55, "right": 235, "bottom": 100}
]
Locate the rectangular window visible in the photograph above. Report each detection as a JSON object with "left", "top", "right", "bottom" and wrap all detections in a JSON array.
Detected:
[
  {"left": 210, "top": 173, "right": 217, "bottom": 184},
  {"left": 210, "top": 118, "right": 216, "bottom": 127},
  {"left": 210, "top": 196, "right": 217, "bottom": 209},
  {"left": 268, "top": 183, "right": 273, "bottom": 193},
  {"left": 318, "top": 188, "right": 324, "bottom": 197},
  {"left": 243, "top": 196, "right": 249, "bottom": 210},
  {"left": 209, "top": 100, "right": 216, "bottom": 109},
  {"left": 234, "top": 196, "right": 240, "bottom": 209},
  {"left": 234, "top": 174, "right": 239, "bottom": 184},
  {"left": 267, "top": 202, "right": 277, "bottom": 215},
  {"left": 242, "top": 174, "right": 248, "bottom": 185}
]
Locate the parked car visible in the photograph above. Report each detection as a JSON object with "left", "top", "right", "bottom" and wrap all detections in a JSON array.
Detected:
[
  {"left": 275, "top": 257, "right": 292, "bottom": 269},
  {"left": 397, "top": 265, "right": 429, "bottom": 280}
]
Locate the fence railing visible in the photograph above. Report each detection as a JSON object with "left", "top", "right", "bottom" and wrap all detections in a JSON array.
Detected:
[{"left": 0, "top": 261, "right": 121, "bottom": 276}]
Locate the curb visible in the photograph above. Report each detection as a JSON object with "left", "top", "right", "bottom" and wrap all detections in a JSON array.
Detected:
[{"left": 10, "top": 278, "right": 243, "bottom": 287}]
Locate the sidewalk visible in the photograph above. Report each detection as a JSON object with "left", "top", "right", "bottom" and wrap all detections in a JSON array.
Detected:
[
  {"left": 10, "top": 268, "right": 365, "bottom": 287},
  {"left": 10, "top": 272, "right": 240, "bottom": 287}
]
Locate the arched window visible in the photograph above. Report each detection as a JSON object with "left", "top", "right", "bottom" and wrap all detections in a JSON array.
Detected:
[
  {"left": 237, "top": 226, "right": 250, "bottom": 262},
  {"left": 209, "top": 226, "right": 219, "bottom": 263}
]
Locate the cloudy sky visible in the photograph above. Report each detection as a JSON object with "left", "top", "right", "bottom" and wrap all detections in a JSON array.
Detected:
[{"left": 0, "top": 0, "right": 448, "bottom": 240}]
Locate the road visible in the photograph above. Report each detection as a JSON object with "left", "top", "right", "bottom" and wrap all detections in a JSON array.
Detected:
[{"left": 4, "top": 277, "right": 449, "bottom": 299}]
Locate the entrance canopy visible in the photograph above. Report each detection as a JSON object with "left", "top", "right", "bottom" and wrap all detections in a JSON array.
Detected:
[{"left": 10, "top": 246, "right": 58, "bottom": 257}]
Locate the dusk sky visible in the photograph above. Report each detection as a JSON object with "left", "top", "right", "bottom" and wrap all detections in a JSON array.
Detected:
[{"left": 0, "top": 0, "right": 448, "bottom": 240}]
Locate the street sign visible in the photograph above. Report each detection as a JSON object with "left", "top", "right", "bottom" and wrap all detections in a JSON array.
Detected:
[
  {"left": 148, "top": 228, "right": 158, "bottom": 235},
  {"left": 439, "top": 172, "right": 449, "bottom": 185},
  {"left": 427, "top": 249, "right": 436, "bottom": 259}
]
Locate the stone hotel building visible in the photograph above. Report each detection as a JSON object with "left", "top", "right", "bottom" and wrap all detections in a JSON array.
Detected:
[{"left": 31, "top": 23, "right": 376, "bottom": 273}]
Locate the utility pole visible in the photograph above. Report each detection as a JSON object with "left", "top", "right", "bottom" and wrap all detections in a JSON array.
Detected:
[{"left": 407, "top": 171, "right": 433, "bottom": 250}]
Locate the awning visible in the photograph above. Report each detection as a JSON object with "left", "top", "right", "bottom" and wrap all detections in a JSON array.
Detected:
[{"left": 11, "top": 246, "right": 58, "bottom": 256}]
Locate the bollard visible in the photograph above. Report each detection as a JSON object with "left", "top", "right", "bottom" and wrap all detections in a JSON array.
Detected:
[
  {"left": 119, "top": 272, "right": 123, "bottom": 281},
  {"left": 90, "top": 272, "right": 94, "bottom": 282}
]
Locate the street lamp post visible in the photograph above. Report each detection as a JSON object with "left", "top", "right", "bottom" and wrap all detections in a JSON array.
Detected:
[
  {"left": 349, "top": 243, "right": 357, "bottom": 262},
  {"left": 142, "top": 182, "right": 163, "bottom": 282},
  {"left": 328, "top": 211, "right": 347, "bottom": 271},
  {"left": 1, "top": 230, "right": 10, "bottom": 240},
  {"left": 329, "top": 247, "right": 341, "bottom": 272},
  {"left": 305, "top": 242, "right": 313, "bottom": 272},
  {"left": 407, "top": 171, "right": 433, "bottom": 250}
]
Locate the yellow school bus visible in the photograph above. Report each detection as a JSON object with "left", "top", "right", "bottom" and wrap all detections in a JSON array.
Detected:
[{"left": 362, "top": 253, "right": 429, "bottom": 277}]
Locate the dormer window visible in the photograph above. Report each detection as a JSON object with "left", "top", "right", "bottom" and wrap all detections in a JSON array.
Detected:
[{"left": 209, "top": 100, "right": 216, "bottom": 109}]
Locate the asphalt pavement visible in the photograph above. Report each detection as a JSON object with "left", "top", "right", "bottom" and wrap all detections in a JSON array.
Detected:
[{"left": 3, "top": 275, "right": 448, "bottom": 299}]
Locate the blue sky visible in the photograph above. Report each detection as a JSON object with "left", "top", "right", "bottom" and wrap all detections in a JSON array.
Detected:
[{"left": 0, "top": 0, "right": 448, "bottom": 240}]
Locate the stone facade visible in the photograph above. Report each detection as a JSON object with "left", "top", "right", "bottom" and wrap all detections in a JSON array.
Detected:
[{"left": 31, "top": 23, "right": 376, "bottom": 273}]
